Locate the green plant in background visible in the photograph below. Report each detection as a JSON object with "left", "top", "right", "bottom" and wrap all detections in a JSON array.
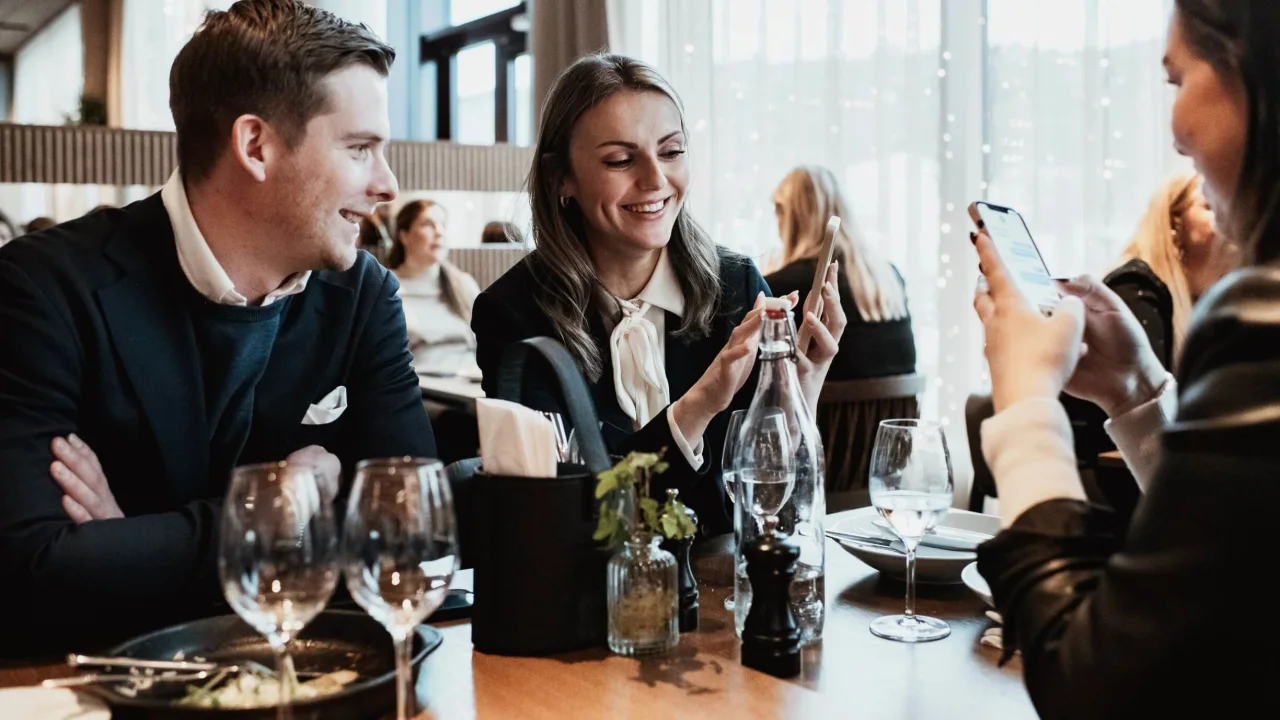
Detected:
[
  {"left": 592, "top": 449, "right": 698, "bottom": 548},
  {"left": 64, "top": 95, "right": 107, "bottom": 126}
]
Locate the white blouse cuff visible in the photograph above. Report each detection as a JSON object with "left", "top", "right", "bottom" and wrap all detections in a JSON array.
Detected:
[
  {"left": 981, "top": 397, "right": 1087, "bottom": 527},
  {"left": 1103, "top": 374, "right": 1177, "bottom": 492},
  {"left": 666, "top": 408, "right": 705, "bottom": 471}
]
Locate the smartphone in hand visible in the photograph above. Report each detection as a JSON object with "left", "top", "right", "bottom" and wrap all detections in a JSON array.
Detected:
[
  {"left": 796, "top": 215, "right": 841, "bottom": 354},
  {"left": 968, "top": 201, "right": 1061, "bottom": 315}
]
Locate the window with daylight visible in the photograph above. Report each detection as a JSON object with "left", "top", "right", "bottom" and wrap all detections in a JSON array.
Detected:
[
  {"left": 421, "top": 0, "right": 532, "bottom": 145},
  {"left": 609, "top": 0, "right": 1188, "bottom": 498}
]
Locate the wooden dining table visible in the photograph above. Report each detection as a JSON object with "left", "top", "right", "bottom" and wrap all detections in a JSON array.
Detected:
[{"left": 0, "top": 534, "right": 1035, "bottom": 719}]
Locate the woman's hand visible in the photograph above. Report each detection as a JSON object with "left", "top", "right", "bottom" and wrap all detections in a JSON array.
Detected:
[
  {"left": 671, "top": 292, "right": 771, "bottom": 443},
  {"left": 972, "top": 232, "right": 1087, "bottom": 414},
  {"left": 1054, "top": 274, "right": 1168, "bottom": 417},
  {"left": 796, "top": 262, "right": 847, "bottom": 413}
]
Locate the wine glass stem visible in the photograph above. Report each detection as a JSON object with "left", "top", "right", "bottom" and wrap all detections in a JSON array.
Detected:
[
  {"left": 393, "top": 628, "right": 414, "bottom": 720},
  {"left": 904, "top": 546, "right": 917, "bottom": 623},
  {"left": 273, "top": 643, "right": 294, "bottom": 720}
]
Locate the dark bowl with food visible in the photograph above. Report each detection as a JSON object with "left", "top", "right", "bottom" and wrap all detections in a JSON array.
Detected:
[{"left": 83, "top": 610, "right": 443, "bottom": 719}]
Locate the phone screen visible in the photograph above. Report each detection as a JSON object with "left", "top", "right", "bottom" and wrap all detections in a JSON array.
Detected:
[{"left": 975, "top": 203, "right": 1060, "bottom": 311}]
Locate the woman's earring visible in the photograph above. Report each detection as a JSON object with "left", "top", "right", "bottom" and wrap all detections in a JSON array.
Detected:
[{"left": 559, "top": 196, "right": 570, "bottom": 208}]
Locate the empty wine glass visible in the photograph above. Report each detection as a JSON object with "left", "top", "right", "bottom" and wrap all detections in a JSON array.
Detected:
[
  {"left": 220, "top": 461, "right": 338, "bottom": 720},
  {"left": 868, "top": 420, "right": 954, "bottom": 643},
  {"left": 343, "top": 458, "right": 458, "bottom": 720},
  {"left": 721, "top": 409, "right": 747, "bottom": 610}
]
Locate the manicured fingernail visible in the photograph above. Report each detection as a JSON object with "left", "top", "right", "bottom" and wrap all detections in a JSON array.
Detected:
[
  {"left": 53, "top": 438, "right": 67, "bottom": 452},
  {"left": 68, "top": 434, "right": 84, "bottom": 449},
  {"left": 969, "top": 231, "right": 978, "bottom": 243},
  {"left": 52, "top": 462, "right": 67, "bottom": 478}
]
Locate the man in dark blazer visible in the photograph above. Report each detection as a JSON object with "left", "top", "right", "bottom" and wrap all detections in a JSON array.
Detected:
[{"left": 0, "top": 0, "right": 434, "bottom": 657}]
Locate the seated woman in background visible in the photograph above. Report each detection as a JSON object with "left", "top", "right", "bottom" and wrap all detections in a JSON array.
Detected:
[
  {"left": 1108, "top": 171, "right": 1231, "bottom": 367},
  {"left": 481, "top": 220, "right": 524, "bottom": 245},
  {"left": 765, "top": 166, "right": 915, "bottom": 379},
  {"left": 390, "top": 199, "right": 482, "bottom": 375},
  {"left": 471, "top": 53, "right": 845, "bottom": 535},
  {"left": 764, "top": 166, "right": 916, "bottom": 505},
  {"left": 1063, "top": 172, "right": 1234, "bottom": 492},
  {"left": 24, "top": 216, "right": 56, "bottom": 234},
  {"left": 972, "top": 1, "right": 1280, "bottom": 714}
]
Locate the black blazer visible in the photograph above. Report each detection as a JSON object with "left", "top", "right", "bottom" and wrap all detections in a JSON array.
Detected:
[
  {"left": 0, "top": 194, "right": 434, "bottom": 657},
  {"left": 977, "top": 267, "right": 1280, "bottom": 718},
  {"left": 765, "top": 258, "right": 916, "bottom": 380},
  {"left": 471, "top": 247, "right": 770, "bottom": 536}
]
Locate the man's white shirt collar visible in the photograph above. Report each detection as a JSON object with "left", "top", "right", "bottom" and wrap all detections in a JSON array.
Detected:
[{"left": 161, "top": 170, "right": 310, "bottom": 307}]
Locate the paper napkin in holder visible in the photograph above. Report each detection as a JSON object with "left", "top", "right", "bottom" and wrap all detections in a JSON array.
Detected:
[{"left": 476, "top": 398, "right": 558, "bottom": 478}]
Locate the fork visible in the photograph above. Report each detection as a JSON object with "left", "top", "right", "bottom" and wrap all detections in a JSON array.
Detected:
[{"left": 540, "top": 412, "right": 570, "bottom": 462}]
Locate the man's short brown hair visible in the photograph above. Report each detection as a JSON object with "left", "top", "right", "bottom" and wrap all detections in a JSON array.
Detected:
[{"left": 169, "top": 0, "right": 395, "bottom": 184}]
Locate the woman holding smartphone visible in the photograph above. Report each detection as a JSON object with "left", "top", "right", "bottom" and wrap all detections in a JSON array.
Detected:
[
  {"left": 471, "top": 53, "right": 846, "bottom": 535},
  {"left": 972, "top": 1, "right": 1280, "bottom": 715}
]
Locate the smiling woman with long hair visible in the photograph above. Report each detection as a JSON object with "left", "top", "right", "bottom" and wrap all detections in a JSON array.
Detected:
[
  {"left": 471, "top": 53, "right": 846, "bottom": 534},
  {"left": 971, "top": 1, "right": 1280, "bottom": 715}
]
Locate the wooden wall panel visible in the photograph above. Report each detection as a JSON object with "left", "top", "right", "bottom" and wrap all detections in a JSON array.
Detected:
[{"left": 0, "top": 124, "right": 533, "bottom": 191}]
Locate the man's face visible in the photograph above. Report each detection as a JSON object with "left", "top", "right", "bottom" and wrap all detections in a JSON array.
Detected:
[{"left": 268, "top": 64, "right": 398, "bottom": 272}]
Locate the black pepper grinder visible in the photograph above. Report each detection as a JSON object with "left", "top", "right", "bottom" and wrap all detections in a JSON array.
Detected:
[
  {"left": 659, "top": 488, "right": 699, "bottom": 632},
  {"left": 740, "top": 515, "right": 801, "bottom": 678}
]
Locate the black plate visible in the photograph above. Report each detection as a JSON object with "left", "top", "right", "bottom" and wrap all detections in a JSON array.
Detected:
[{"left": 83, "top": 610, "right": 443, "bottom": 720}]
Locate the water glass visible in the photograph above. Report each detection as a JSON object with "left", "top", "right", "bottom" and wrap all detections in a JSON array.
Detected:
[
  {"left": 733, "top": 410, "right": 796, "bottom": 637},
  {"left": 867, "top": 420, "right": 954, "bottom": 643},
  {"left": 343, "top": 458, "right": 457, "bottom": 720},
  {"left": 220, "top": 461, "right": 338, "bottom": 719},
  {"left": 721, "top": 409, "right": 747, "bottom": 610}
]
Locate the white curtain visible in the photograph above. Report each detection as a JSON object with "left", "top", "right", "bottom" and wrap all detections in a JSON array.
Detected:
[
  {"left": 1, "top": 4, "right": 95, "bottom": 230},
  {"left": 120, "top": 0, "right": 236, "bottom": 130},
  {"left": 608, "top": 0, "right": 1184, "bottom": 502},
  {"left": 12, "top": 4, "right": 84, "bottom": 125}
]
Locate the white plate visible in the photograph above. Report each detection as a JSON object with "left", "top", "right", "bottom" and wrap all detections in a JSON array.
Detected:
[
  {"left": 0, "top": 688, "right": 110, "bottom": 720},
  {"left": 962, "top": 561, "right": 994, "bottom": 607},
  {"left": 828, "top": 507, "right": 1001, "bottom": 585},
  {"left": 871, "top": 517, "right": 993, "bottom": 551}
]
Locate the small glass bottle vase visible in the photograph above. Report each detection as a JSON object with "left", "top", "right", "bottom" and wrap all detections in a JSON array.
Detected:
[{"left": 607, "top": 534, "right": 679, "bottom": 656}]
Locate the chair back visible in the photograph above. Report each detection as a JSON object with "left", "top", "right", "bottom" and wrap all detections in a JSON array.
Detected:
[
  {"left": 965, "top": 393, "right": 997, "bottom": 512},
  {"left": 818, "top": 373, "right": 926, "bottom": 513}
]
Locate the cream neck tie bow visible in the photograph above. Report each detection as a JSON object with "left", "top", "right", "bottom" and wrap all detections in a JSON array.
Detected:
[{"left": 610, "top": 298, "right": 671, "bottom": 429}]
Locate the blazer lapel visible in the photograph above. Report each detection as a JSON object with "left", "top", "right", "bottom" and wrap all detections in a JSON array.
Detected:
[
  {"left": 95, "top": 196, "right": 209, "bottom": 503},
  {"left": 664, "top": 309, "right": 721, "bottom": 401}
]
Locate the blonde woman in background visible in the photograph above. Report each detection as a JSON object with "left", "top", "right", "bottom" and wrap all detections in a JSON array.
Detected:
[
  {"left": 1106, "top": 171, "right": 1232, "bottom": 367},
  {"left": 389, "top": 199, "right": 482, "bottom": 375},
  {"left": 763, "top": 166, "right": 916, "bottom": 507},
  {"left": 765, "top": 166, "right": 916, "bottom": 379},
  {"left": 1063, "top": 171, "right": 1232, "bottom": 514}
]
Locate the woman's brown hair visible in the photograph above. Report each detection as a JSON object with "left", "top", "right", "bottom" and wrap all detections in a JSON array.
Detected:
[
  {"left": 1176, "top": 0, "right": 1280, "bottom": 264},
  {"left": 527, "top": 53, "right": 722, "bottom": 382},
  {"left": 391, "top": 199, "right": 472, "bottom": 323}
]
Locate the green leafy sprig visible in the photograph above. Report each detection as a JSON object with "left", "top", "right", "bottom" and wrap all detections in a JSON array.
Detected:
[{"left": 592, "top": 449, "right": 698, "bottom": 548}]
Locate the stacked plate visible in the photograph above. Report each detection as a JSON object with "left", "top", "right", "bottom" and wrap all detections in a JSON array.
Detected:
[{"left": 827, "top": 507, "right": 1001, "bottom": 584}]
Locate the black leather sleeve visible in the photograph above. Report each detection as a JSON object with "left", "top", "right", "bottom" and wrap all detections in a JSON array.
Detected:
[{"left": 976, "top": 268, "right": 1280, "bottom": 718}]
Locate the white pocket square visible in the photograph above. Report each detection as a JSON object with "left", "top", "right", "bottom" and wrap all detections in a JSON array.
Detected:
[{"left": 303, "top": 385, "right": 348, "bottom": 425}]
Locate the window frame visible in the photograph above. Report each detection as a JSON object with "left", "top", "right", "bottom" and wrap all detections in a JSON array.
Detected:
[{"left": 420, "top": 2, "right": 528, "bottom": 143}]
